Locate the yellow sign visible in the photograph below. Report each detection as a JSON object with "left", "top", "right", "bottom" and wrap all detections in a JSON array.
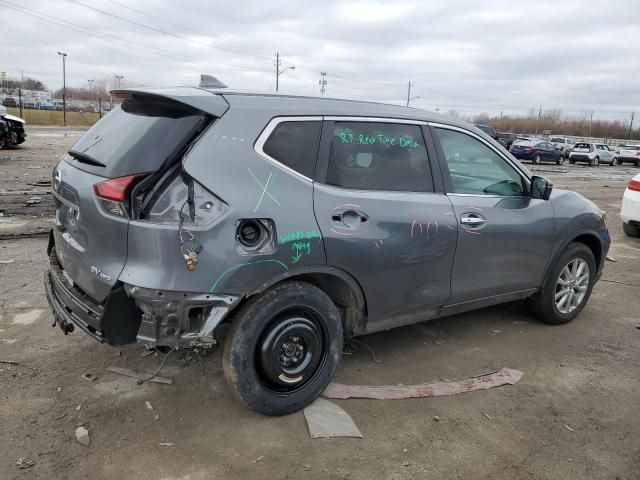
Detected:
[{"left": 0, "top": 72, "right": 6, "bottom": 77}]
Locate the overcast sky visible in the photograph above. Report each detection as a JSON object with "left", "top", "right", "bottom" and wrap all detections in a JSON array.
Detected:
[{"left": 1, "top": 0, "right": 638, "bottom": 120}]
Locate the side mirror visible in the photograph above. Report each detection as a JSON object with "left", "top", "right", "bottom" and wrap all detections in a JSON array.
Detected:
[{"left": 531, "top": 176, "right": 553, "bottom": 200}]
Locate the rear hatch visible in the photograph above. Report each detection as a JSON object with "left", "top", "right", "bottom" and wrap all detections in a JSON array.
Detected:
[
  {"left": 572, "top": 143, "right": 592, "bottom": 153},
  {"left": 620, "top": 145, "right": 640, "bottom": 157},
  {"left": 52, "top": 89, "right": 227, "bottom": 302}
]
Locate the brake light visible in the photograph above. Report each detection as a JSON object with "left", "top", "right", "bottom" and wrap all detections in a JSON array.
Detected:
[
  {"left": 94, "top": 173, "right": 149, "bottom": 202},
  {"left": 636, "top": 151, "right": 640, "bottom": 157},
  {"left": 628, "top": 179, "right": 640, "bottom": 192}
]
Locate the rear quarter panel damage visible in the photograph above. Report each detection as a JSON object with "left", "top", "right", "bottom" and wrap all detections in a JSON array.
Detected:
[{"left": 120, "top": 106, "right": 326, "bottom": 295}]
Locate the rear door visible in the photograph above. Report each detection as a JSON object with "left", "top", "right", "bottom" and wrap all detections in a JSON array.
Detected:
[
  {"left": 52, "top": 93, "right": 221, "bottom": 302},
  {"left": 430, "top": 124, "right": 555, "bottom": 304},
  {"left": 313, "top": 119, "right": 457, "bottom": 331}
]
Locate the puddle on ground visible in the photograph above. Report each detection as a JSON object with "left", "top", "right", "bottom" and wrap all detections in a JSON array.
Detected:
[{"left": 12, "top": 309, "right": 43, "bottom": 325}]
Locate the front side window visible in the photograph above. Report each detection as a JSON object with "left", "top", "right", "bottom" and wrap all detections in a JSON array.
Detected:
[
  {"left": 262, "top": 121, "right": 322, "bottom": 178},
  {"left": 326, "top": 122, "right": 432, "bottom": 192},
  {"left": 435, "top": 128, "right": 524, "bottom": 197}
]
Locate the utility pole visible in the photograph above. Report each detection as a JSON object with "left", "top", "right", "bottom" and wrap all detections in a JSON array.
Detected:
[
  {"left": 57, "top": 51, "right": 67, "bottom": 126},
  {"left": 589, "top": 110, "right": 594, "bottom": 138},
  {"left": 87, "top": 79, "right": 94, "bottom": 107},
  {"left": 274, "top": 52, "right": 295, "bottom": 92},
  {"left": 406, "top": 81, "right": 412, "bottom": 107},
  {"left": 20, "top": 70, "right": 24, "bottom": 116},
  {"left": 319, "top": 72, "right": 327, "bottom": 95},
  {"left": 629, "top": 112, "right": 635, "bottom": 139},
  {"left": 535, "top": 105, "right": 542, "bottom": 135},
  {"left": 115, "top": 75, "right": 124, "bottom": 89}
]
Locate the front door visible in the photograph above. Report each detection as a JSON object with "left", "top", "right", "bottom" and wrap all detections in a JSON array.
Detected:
[
  {"left": 431, "top": 125, "right": 555, "bottom": 305},
  {"left": 313, "top": 119, "right": 458, "bottom": 332}
]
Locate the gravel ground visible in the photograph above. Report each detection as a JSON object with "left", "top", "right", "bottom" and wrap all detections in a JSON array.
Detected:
[{"left": 1, "top": 127, "right": 639, "bottom": 479}]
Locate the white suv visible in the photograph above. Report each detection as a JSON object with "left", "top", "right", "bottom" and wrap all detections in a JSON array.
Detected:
[
  {"left": 615, "top": 145, "right": 640, "bottom": 166},
  {"left": 549, "top": 137, "right": 574, "bottom": 158},
  {"left": 569, "top": 143, "right": 615, "bottom": 166}
]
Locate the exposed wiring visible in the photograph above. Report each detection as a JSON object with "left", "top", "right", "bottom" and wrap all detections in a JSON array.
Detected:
[
  {"left": 178, "top": 200, "right": 203, "bottom": 272},
  {"left": 136, "top": 347, "right": 178, "bottom": 385},
  {"left": 346, "top": 337, "right": 381, "bottom": 364}
]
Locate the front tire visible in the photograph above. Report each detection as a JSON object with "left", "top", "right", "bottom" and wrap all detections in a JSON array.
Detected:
[
  {"left": 223, "top": 281, "right": 343, "bottom": 416},
  {"left": 533, "top": 154, "right": 541, "bottom": 165},
  {"left": 556, "top": 156, "right": 565, "bottom": 165},
  {"left": 528, "top": 242, "right": 596, "bottom": 325},
  {"left": 623, "top": 222, "right": 640, "bottom": 237}
]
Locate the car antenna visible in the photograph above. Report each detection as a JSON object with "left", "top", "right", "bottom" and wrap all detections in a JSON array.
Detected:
[{"left": 199, "top": 74, "right": 228, "bottom": 89}]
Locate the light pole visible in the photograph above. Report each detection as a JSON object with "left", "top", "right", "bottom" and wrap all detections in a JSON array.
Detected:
[
  {"left": 274, "top": 51, "right": 295, "bottom": 92},
  {"left": 115, "top": 75, "right": 124, "bottom": 89},
  {"left": 57, "top": 51, "right": 67, "bottom": 126}
]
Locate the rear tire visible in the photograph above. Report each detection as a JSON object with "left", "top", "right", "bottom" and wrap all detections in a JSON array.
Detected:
[
  {"left": 616, "top": 158, "right": 623, "bottom": 165},
  {"left": 623, "top": 222, "right": 640, "bottom": 237},
  {"left": 528, "top": 242, "right": 596, "bottom": 325},
  {"left": 590, "top": 156, "right": 600, "bottom": 166},
  {"left": 223, "top": 281, "right": 343, "bottom": 416}
]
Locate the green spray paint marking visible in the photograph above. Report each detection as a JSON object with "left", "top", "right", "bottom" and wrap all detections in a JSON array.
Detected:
[
  {"left": 279, "top": 229, "right": 322, "bottom": 245},
  {"left": 338, "top": 132, "right": 421, "bottom": 149},
  {"left": 291, "top": 241, "right": 311, "bottom": 263},
  {"left": 209, "top": 259, "right": 288, "bottom": 293},
  {"left": 248, "top": 168, "right": 280, "bottom": 213}
]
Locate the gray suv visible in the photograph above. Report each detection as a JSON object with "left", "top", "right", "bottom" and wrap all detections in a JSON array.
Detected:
[{"left": 45, "top": 88, "right": 610, "bottom": 415}]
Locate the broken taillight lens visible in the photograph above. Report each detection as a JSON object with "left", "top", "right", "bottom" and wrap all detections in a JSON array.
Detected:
[{"left": 94, "top": 173, "right": 150, "bottom": 217}]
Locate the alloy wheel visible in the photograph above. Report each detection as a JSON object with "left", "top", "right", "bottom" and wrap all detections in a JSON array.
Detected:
[{"left": 554, "top": 258, "right": 590, "bottom": 314}]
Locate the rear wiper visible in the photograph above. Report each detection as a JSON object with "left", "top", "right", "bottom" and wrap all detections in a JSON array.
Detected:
[{"left": 68, "top": 150, "right": 106, "bottom": 168}]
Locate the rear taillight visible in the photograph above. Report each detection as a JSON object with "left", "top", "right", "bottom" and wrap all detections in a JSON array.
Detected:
[
  {"left": 94, "top": 173, "right": 149, "bottom": 217},
  {"left": 524, "top": 147, "right": 534, "bottom": 152},
  {"left": 636, "top": 151, "right": 640, "bottom": 157},
  {"left": 628, "top": 179, "right": 640, "bottom": 192}
]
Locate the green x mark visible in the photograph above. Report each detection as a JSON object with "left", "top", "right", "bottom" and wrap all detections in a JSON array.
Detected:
[{"left": 248, "top": 168, "right": 281, "bottom": 213}]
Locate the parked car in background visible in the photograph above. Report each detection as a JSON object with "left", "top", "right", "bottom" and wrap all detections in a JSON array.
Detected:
[
  {"left": 2, "top": 97, "right": 18, "bottom": 108},
  {"left": 614, "top": 145, "right": 640, "bottom": 166},
  {"left": 44, "top": 87, "right": 610, "bottom": 415},
  {"left": 474, "top": 124, "right": 508, "bottom": 147},
  {"left": 510, "top": 140, "right": 565, "bottom": 165},
  {"left": 569, "top": 143, "right": 615, "bottom": 166},
  {"left": 497, "top": 132, "right": 517, "bottom": 149},
  {"left": 549, "top": 137, "right": 574, "bottom": 158},
  {"left": 621, "top": 172, "right": 640, "bottom": 237}
]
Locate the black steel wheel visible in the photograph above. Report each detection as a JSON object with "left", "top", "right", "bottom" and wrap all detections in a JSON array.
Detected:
[{"left": 223, "top": 281, "right": 343, "bottom": 415}]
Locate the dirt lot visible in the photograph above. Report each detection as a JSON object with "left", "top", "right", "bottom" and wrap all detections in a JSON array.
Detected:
[{"left": 1, "top": 127, "right": 639, "bottom": 480}]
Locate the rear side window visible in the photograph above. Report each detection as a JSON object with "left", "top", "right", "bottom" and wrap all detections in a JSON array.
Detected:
[
  {"left": 68, "top": 99, "right": 206, "bottom": 178},
  {"left": 326, "top": 122, "right": 432, "bottom": 192},
  {"left": 262, "top": 121, "right": 321, "bottom": 178}
]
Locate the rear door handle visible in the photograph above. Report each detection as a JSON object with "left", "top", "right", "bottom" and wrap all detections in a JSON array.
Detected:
[
  {"left": 460, "top": 213, "right": 486, "bottom": 226},
  {"left": 331, "top": 210, "right": 368, "bottom": 228}
]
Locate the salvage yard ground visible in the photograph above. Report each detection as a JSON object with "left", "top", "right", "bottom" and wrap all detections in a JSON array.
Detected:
[{"left": 1, "top": 127, "right": 639, "bottom": 479}]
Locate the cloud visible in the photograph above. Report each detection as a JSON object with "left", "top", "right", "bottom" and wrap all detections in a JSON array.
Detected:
[{"left": 1, "top": 0, "right": 638, "bottom": 120}]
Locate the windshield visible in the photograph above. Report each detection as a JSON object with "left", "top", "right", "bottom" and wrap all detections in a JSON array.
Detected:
[{"left": 68, "top": 99, "right": 206, "bottom": 177}]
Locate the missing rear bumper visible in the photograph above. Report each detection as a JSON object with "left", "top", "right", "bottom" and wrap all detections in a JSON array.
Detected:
[{"left": 124, "top": 285, "right": 240, "bottom": 348}]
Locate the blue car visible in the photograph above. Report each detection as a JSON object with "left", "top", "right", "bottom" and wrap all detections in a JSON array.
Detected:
[{"left": 510, "top": 140, "right": 565, "bottom": 165}]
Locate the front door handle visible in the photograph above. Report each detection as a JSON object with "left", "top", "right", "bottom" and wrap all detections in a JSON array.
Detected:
[{"left": 460, "top": 213, "right": 486, "bottom": 226}]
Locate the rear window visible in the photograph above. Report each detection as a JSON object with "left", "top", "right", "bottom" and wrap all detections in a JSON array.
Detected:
[
  {"left": 574, "top": 143, "right": 591, "bottom": 149},
  {"left": 262, "top": 121, "right": 322, "bottom": 178},
  {"left": 622, "top": 145, "right": 640, "bottom": 151},
  {"left": 67, "top": 98, "right": 206, "bottom": 177},
  {"left": 550, "top": 137, "right": 564, "bottom": 143}
]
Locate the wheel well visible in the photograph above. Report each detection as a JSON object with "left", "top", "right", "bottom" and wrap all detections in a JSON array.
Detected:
[
  {"left": 572, "top": 234, "right": 602, "bottom": 268},
  {"left": 291, "top": 273, "right": 366, "bottom": 336}
]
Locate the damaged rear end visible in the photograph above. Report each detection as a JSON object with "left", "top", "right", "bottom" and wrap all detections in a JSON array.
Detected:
[{"left": 45, "top": 88, "right": 236, "bottom": 347}]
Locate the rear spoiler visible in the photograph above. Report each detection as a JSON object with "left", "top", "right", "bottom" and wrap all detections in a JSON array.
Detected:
[{"left": 110, "top": 87, "right": 229, "bottom": 118}]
